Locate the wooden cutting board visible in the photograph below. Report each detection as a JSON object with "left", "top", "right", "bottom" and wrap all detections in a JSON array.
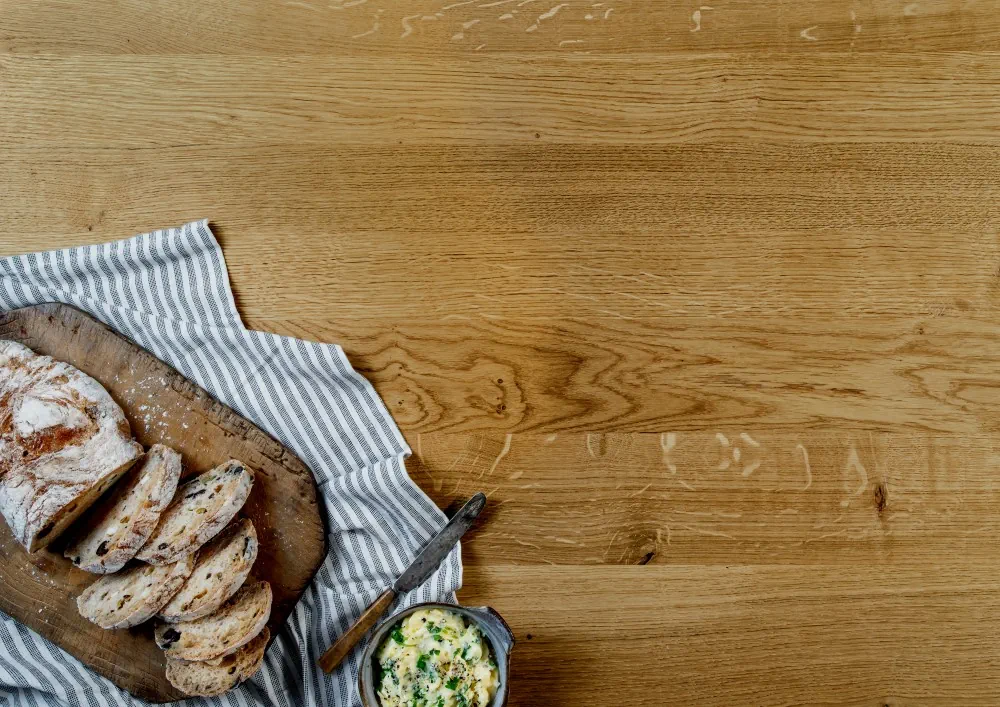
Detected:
[{"left": 0, "top": 303, "right": 327, "bottom": 702}]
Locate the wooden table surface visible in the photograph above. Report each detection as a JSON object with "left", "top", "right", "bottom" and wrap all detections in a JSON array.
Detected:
[{"left": 3, "top": 1, "right": 1000, "bottom": 704}]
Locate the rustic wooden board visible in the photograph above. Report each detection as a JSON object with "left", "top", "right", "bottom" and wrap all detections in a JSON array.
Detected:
[{"left": 0, "top": 303, "right": 327, "bottom": 703}]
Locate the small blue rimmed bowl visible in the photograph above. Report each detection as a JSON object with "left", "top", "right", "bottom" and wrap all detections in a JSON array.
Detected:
[{"left": 358, "top": 602, "right": 514, "bottom": 707}]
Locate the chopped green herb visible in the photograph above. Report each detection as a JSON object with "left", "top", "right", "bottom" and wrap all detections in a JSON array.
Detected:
[
  {"left": 390, "top": 626, "right": 405, "bottom": 645},
  {"left": 446, "top": 677, "right": 460, "bottom": 690},
  {"left": 456, "top": 695, "right": 468, "bottom": 707},
  {"left": 436, "top": 699, "right": 445, "bottom": 707},
  {"left": 417, "top": 654, "right": 430, "bottom": 672},
  {"left": 459, "top": 646, "right": 469, "bottom": 661}
]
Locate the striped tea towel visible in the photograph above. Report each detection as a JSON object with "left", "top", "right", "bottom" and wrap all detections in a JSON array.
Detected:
[{"left": 0, "top": 220, "right": 461, "bottom": 707}]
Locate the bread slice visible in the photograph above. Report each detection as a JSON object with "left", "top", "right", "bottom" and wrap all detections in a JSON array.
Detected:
[
  {"left": 64, "top": 444, "right": 182, "bottom": 574},
  {"left": 203, "top": 624, "right": 270, "bottom": 670},
  {"left": 155, "top": 580, "right": 271, "bottom": 661},
  {"left": 158, "top": 517, "right": 258, "bottom": 622},
  {"left": 137, "top": 460, "right": 253, "bottom": 566},
  {"left": 0, "top": 340, "right": 143, "bottom": 551},
  {"left": 77, "top": 555, "right": 194, "bottom": 629},
  {"left": 164, "top": 627, "right": 269, "bottom": 697}
]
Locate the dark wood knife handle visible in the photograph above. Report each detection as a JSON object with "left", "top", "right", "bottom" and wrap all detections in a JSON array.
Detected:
[{"left": 318, "top": 587, "right": 396, "bottom": 673}]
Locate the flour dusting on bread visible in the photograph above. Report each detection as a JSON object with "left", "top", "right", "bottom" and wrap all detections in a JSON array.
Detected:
[{"left": 0, "top": 340, "right": 142, "bottom": 551}]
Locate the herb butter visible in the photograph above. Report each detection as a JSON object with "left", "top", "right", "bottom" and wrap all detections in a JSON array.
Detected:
[{"left": 376, "top": 608, "right": 499, "bottom": 707}]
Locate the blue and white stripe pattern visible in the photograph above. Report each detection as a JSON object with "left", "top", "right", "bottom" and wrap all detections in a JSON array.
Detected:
[{"left": 0, "top": 220, "right": 461, "bottom": 706}]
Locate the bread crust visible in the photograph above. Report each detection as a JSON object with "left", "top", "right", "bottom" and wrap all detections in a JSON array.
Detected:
[
  {"left": 158, "top": 517, "right": 258, "bottom": 622},
  {"left": 137, "top": 460, "right": 253, "bottom": 565},
  {"left": 165, "top": 627, "right": 270, "bottom": 696},
  {"left": 0, "top": 340, "right": 143, "bottom": 551},
  {"left": 77, "top": 556, "right": 195, "bottom": 629},
  {"left": 65, "top": 444, "right": 182, "bottom": 573},
  {"left": 155, "top": 581, "right": 272, "bottom": 661}
]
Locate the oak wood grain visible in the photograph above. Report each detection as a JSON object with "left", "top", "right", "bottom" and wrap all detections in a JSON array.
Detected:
[
  {"left": 313, "top": 316, "right": 1000, "bottom": 434},
  {"left": 6, "top": 144, "right": 998, "bottom": 240},
  {"left": 0, "top": 304, "right": 326, "bottom": 702},
  {"left": 406, "top": 431, "right": 1000, "bottom": 566},
  {"left": 4, "top": 0, "right": 1000, "bottom": 54},
  {"left": 2, "top": 0, "right": 1000, "bottom": 703},
  {"left": 3, "top": 54, "right": 1000, "bottom": 147},
  {"left": 2, "top": 144, "right": 999, "bottom": 324},
  {"left": 461, "top": 563, "right": 1000, "bottom": 706}
]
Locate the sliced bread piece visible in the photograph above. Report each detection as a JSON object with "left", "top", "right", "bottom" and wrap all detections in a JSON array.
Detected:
[
  {"left": 155, "top": 580, "right": 272, "bottom": 661},
  {"left": 64, "top": 444, "right": 182, "bottom": 574},
  {"left": 77, "top": 555, "right": 194, "bottom": 629},
  {"left": 137, "top": 460, "right": 253, "bottom": 566},
  {"left": 164, "top": 627, "right": 270, "bottom": 697},
  {"left": 158, "top": 517, "right": 258, "bottom": 622},
  {"left": 204, "top": 624, "right": 270, "bottom": 670},
  {"left": 0, "top": 340, "right": 143, "bottom": 552}
]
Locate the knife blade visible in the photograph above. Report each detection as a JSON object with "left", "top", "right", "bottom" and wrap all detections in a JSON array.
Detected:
[
  {"left": 395, "top": 492, "right": 486, "bottom": 593},
  {"left": 318, "top": 492, "right": 487, "bottom": 673}
]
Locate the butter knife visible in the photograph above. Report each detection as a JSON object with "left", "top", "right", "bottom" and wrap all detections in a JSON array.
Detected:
[{"left": 318, "top": 492, "right": 487, "bottom": 673}]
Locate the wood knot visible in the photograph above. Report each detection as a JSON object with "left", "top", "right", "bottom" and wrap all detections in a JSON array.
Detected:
[
  {"left": 630, "top": 530, "right": 660, "bottom": 566},
  {"left": 873, "top": 483, "right": 888, "bottom": 515}
]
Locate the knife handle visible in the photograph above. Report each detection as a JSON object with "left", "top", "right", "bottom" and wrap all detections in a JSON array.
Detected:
[{"left": 318, "top": 588, "right": 396, "bottom": 673}]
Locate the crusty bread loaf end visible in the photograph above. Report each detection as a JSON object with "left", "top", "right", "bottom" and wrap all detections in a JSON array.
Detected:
[{"left": 0, "top": 340, "right": 144, "bottom": 552}]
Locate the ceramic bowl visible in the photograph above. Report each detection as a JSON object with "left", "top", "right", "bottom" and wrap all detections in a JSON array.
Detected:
[{"left": 357, "top": 602, "right": 514, "bottom": 707}]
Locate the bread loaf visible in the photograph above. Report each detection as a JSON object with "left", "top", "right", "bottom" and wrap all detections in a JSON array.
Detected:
[
  {"left": 158, "top": 517, "right": 258, "bottom": 622},
  {"left": 0, "top": 341, "right": 142, "bottom": 551},
  {"left": 137, "top": 460, "right": 253, "bottom": 565},
  {"left": 154, "top": 580, "right": 271, "bottom": 661},
  {"left": 65, "top": 444, "right": 182, "bottom": 574}
]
